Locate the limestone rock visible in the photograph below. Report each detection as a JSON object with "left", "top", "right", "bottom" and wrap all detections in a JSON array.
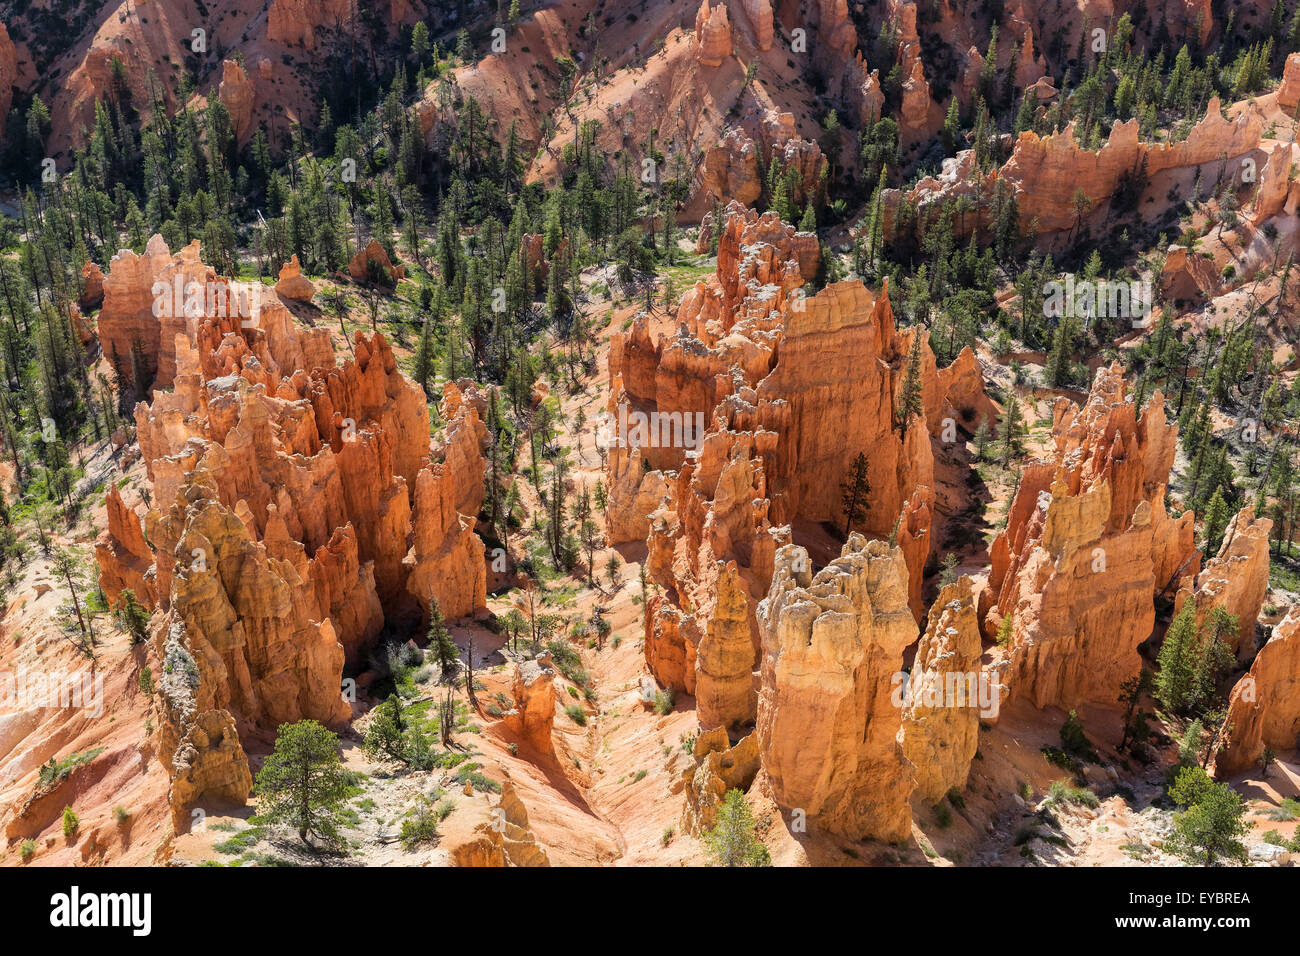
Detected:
[
  {"left": 695, "top": 561, "right": 757, "bottom": 731},
  {"left": 348, "top": 239, "right": 405, "bottom": 283},
  {"left": 756, "top": 537, "right": 918, "bottom": 841},
  {"left": 167, "top": 709, "right": 253, "bottom": 832},
  {"left": 694, "top": 1, "right": 733, "bottom": 68},
  {"left": 1216, "top": 607, "right": 1300, "bottom": 776},
  {"left": 901, "top": 576, "right": 983, "bottom": 802},
  {"left": 275, "top": 255, "right": 316, "bottom": 302},
  {"left": 80, "top": 262, "right": 105, "bottom": 312},
  {"left": 1279, "top": 52, "right": 1300, "bottom": 111},
  {"left": 740, "top": 0, "right": 774, "bottom": 50},
  {"left": 217, "top": 60, "right": 255, "bottom": 144},
  {"left": 503, "top": 653, "right": 556, "bottom": 753},
  {"left": 681, "top": 728, "right": 761, "bottom": 835},
  {"left": 95, "top": 485, "right": 156, "bottom": 609},
  {"left": 982, "top": 363, "right": 1200, "bottom": 710},
  {"left": 1174, "top": 507, "right": 1270, "bottom": 662},
  {"left": 450, "top": 781, "right": 551, "bottom": 866}
]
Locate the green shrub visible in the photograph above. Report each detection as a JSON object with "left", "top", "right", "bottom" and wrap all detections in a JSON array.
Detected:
[
  {"left": 62, "top": 805, "right": 80, "bottom": 837},
  {"left": 399, "top": 799, "right": 440, "bottom": 851},
  {"left": 20, "top": 839, "right": 35, "bottom": 862},
  {"left": 565, "top": 704, "right": 587, "bottom": 726},
  {"left": 653, "top": 688, "right": 674, "bottom": 716},
  {"left": 1047, "top": 780, "right": 1099, "bottom": 808}
]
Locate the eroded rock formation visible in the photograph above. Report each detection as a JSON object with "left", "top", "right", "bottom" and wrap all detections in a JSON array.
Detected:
[
  {"left": 275, "top": 256, "right": 316, "bottom": 303},
  {"left": 756, "top": 537, "right": 917, "bottom": 841},
  {"left": 694, "top": 0, "right": 733, "bottom": 67},
  {"left": 1175, "top": 507, "right": 1270, "bottom": 663},
  {"left": 92, "top": 236, "right": 487, "bottom": 830},
  {"left": 981, "top": 363, "right": 1200, "bottom": 710},
  {"left": 680, "top": 727, "right": 761, "bottom": 835},
  {"left": 901, "top": 576, "right": 983, "bottom": 803},
  {"left": 889, "top": 97, "right": 1264, "bottom": 240},
  {"left": 449, "top": 781, "right": 551, "bottom": 866},
  {"left": 503, "top": 653, "right": 556, "bottom": 753},
  {"left": 608, "top": 204, "right": 991, "bottom": 721},
  {"left": 348, "top": 239, "right": 405, "bottom": 283},
  {"left": 1215, "top": 608, "right": 1300, "bottom": 777},
  {"left": 95, "top": 486, "right": 155, "bottom": 610}
]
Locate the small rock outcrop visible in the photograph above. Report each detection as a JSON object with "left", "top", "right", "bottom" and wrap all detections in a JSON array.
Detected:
[
  {"left": 449, "top": 781, "right": 551, "bottom": 866},
  {"left": 503, "top": 654, "right": 556, "bottom": 753},
  {"left": 274, "top": 255, "right": 316, "bottom": 302},
  {"left": 681, "top": 727, "right": 761, "bottom": 835},
  {"left": 348, "top": 239, "right": 405, "bottom": 283}
]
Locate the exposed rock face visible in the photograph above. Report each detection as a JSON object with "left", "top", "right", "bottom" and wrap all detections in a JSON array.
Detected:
[
  {"left": 165, "top": 709, "right": 253, "bottom": 832},
  {"left": 694, "top": 0, "right": 733, "bottom": 67},
  {"left": 740, "top": 0, "right": 774, "bottom": 50},
  {"left": 890, "top": 97, "right": 1264, "bottom": 239},
  {"left": 0, "top": 24, "right": 14, "bottom": 140},
  {"left": 503, "top": 653, "right": 556, "bottom": 753},
  {"left": 608, "top": 203, "right": 991, "bottom": 707},
  {"left": 703, "top": 129, "right": 762, "bottom": 207},
  {"left": 217, "top": 60, "right": 255, "bottom": 144},
  {"left": 1216, "top": 609, "right": 1300, "bottom": 777},
  {"left": 901, "top": 576, "right": 983, "bottom": 803},
  {"left": 98, "top": 236, "right": 202, "bottom": 394},
  {"left": 982, "top": 363, "right": 1200, "bottom": 710},
  {"left": 1279, "top": 53, "right": 1300, "bottom": 111},
  {"left": 681, "top": 727, "right": 761, "bottom": 835},
  {"left": 1251, "top": 142, "right": 1297, "bottom": 226},
  {"left": 92, "top": 236, "right": 488, "bottom": 829},
  {"left": 1160, "top": 242, "right": 1222, "bottom": 302},
  {"left": 95, "top": 486, "right": 155, "bottom": 609},
  {"left": 1174, "top": 508, "right": 1270, "bottom": 662},
  {"left": 348, "top": 239, "right": 405, "bottom": 283},
  {"left": 80, "top": 262, "right": 105, "bottom": 312},
  {"left": 267, "top": 0, "right": 354, "bottom": 51},
  {"left": 450, "top": 781, "right": 551, "bottom": 866},
  {"left": 756, "top": 538, "right": 918, "bottom": 841},
  {"left": 274, "top": 256, "right": 316, "bottom": 303},
  {"left": 695, "top": 561, "right": 758, "bottom": 731}
]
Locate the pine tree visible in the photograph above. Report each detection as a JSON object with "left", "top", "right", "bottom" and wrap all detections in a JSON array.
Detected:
[
  {"left": 254, "top": 720, "right": 351, "bottom": 849},
  {"left": 427, "top": 596, "right": 459, "bottom": 675},
  {"left": 897, "top": 332, "right": 925, "bottom": 435},
  {"left": 1156, "top": 598, "right": 1199, "bottom": 714},
  {"left": 839, "top": 452, "right": 871, "bottom": 536}
]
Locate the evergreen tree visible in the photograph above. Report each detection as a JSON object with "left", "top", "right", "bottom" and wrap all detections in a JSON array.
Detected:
[{"left": 254, "top": 720, "right": 351, "bottom": 849}]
